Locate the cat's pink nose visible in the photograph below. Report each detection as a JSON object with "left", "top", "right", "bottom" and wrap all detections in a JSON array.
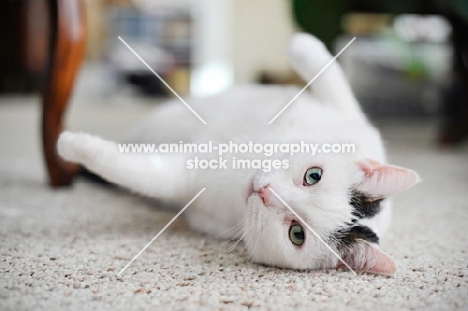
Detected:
[{"left": 258, "top": 185, "right": 271, "bottom": 205}]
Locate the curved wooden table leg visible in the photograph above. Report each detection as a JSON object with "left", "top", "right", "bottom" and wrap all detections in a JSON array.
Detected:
[{"left": 42, "top": 0, "right": 86, "bottom": 187}]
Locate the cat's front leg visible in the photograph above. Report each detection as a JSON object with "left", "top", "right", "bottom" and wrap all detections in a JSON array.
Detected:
[
  {"left": 57, "top": 131, "right": 193, "bottom": 202},
  {"left": 287, "top": 33, "right": 362, "bottom": 116},
  {"left": 58, "top": 131, "right": 111, "bottom": 164}
]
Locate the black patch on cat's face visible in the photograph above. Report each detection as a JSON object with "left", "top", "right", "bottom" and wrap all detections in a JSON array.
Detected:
[
  {"left": 349, "top": 190, "right": 383, "bottom": 219},
  {"left": 331, "top": 225, "right": 379, "bottom": 250}
]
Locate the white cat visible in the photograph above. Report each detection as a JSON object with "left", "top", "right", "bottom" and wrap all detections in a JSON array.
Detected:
[{"left": 58, "top": 33, "right": 420, "bottom": 276}]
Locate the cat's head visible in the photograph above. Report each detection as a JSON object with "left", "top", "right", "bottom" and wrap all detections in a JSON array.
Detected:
[{"left": 244, "top": 154, "right": 420, "bottom": 276}]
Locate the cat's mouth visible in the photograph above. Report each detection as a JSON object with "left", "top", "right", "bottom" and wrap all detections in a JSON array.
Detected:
[{"left": 246, "top": 181, "right": 272, "bottom": 206}]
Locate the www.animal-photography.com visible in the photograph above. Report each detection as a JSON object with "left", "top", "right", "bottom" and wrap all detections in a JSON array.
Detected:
[{"left": 1, "top": 0, "right": 467, "bottom": 310}]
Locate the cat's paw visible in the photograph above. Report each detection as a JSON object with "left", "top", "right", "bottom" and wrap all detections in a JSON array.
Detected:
[
  {"left": 57, "top": 131, "right": 102, "bottom": 164},
  {"left": 289, "top": 33, "right": 326, "bottom": 51},
  {"left": 288, "top": 33, "right": 331, "bottom": 64}
]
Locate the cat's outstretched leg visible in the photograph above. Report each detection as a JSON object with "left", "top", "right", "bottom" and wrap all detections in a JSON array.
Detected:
[
  {"left": 57, "top": 131, "right": 192, "bottom": 202},
  {"left": 287, "top": 33, "right": 362, "bottom": 116}
]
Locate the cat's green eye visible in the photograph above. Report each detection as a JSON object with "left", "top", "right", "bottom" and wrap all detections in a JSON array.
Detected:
[
  {"left": 304, "top": 167, "right": 322, "bottom": 186},
  {"left": 289, "top": 224, "right": 305, "bottom": 245}
]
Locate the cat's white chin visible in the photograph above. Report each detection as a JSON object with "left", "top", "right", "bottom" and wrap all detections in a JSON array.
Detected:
[{"left": 244, "top": 177, "right": 255, "bottom": 204}]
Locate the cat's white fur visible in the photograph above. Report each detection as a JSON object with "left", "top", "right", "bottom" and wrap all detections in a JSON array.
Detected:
[{"left": 58, "top": 34, "right": 419, "bottom": 276}]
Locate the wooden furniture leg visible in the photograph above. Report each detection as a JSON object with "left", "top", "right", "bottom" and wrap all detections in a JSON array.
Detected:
[{"left": 42, "top": 0, "right": 86, "bottom": 187}]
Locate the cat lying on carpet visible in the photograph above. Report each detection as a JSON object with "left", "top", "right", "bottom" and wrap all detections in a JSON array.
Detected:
[{"left": 58, "top": 33, "right": 419, "bottom": 276}]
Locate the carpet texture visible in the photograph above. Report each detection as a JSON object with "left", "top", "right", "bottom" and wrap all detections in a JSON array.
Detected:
[{"left": 1, "top": 97, "right": 467, "bottom": 310}]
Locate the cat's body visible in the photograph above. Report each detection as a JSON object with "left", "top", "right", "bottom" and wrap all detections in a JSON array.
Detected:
[
  {"left": 126, "top": 84, "right": 388, "bottom": 238},
  {"left": 58, "top": 34, "right": 419, "bottom": 276}
]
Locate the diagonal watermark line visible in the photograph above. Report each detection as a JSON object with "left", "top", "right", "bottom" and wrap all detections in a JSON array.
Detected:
[
  {"left": 268, "top": 37, "right": 356, "bottom": 124},
  {"left": 118, "top": 36, "right": 207, "bottom": 125},
  {"left": 269, "top": 188, "right": 357, "bottom": 275},
  {"left": 116, "top": 188, "right": 206, "bottom": 276}
]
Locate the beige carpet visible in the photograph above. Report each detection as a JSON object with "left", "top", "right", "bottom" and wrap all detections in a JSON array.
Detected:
[{"left": 1, "top": 96, "right": 468, "bottom": 310}]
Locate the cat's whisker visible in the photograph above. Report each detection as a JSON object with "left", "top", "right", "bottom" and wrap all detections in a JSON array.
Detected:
[
  {"left": 213, "top": 218, "right": 247, "bottom": 240},
  {"left": 214, "top": 228, "right": 245, "bottom": 252},
  {"left": 205, "top": 211, "right": 247, "bottom": 252},
  {"left": 226, "top": 115, "right": 249, "bottom": 142},
  {"left": 215, "top": 239, "right": 235, "bottom": 252},
  {"left": 247, "top": 231, "right": 261, "bottom": 262},
  {"left": 246, "top": 212, "right": 264, "bottom": 261},
  {"left": 244, "top": 118, "right": 262, "bottom": 141},
  {"left": 225, "top": 230, "right": 247, "bottom": 254},
  {"left": 232, "top": 115, "right": 249, "bottom": 139},
  {"left": 236, "top": 115, "right": 258, "bottom": 141},
  {"left": 240, "top": 218, "right": 256, "bottom": 254},
  {"left": 237, "top": 237, "right": 250, "bottom": 255},
  {"left": 239, "top": 212, "right": 259, "bottom": 258},
  {"left": 238, "top": 235, "right": 255, "bottom": 257}
]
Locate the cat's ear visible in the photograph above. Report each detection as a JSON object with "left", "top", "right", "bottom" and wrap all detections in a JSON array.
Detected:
[
  {"left": 338, "top": 240, "right": 397, "bottom": 276},
  {"left": 356, "top": 159, "right": 420, "bottom": 198}
]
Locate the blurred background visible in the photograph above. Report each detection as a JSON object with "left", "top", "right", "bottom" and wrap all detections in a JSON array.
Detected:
[{"left": 0, "top": 0, "right": 467, "bottom": 184}]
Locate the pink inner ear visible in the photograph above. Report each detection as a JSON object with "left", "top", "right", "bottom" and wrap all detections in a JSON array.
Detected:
[
  {"left": 337, "top": 241, "right": 397, "bottom": 276},
  {"left": 357, "top": 159, "right": 420, "bottom": 198}
]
